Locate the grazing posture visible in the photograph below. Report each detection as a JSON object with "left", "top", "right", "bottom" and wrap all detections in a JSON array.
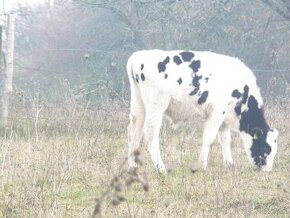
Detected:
[{"left": 127, "top": 49, "right": 279, "bottom": 174}]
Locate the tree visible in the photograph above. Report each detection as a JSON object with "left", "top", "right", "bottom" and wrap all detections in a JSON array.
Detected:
[{"left": 1, "top": 14, "right": 15, "bottom": 124}]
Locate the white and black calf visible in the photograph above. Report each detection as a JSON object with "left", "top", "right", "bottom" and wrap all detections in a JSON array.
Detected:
[{"left": 127, "top": 49, "right": 279, "bottom": 173}]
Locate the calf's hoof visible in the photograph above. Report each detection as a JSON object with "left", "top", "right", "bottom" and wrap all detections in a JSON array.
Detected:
[
  {"left": 225, "top": 162, "right": 234, "bottom": 169},
  {"left": 190, "top": 161, "right": 207, "bottom": 173},
  {"left": 156, "top": 166, "right": 168, "bottom": 175}
]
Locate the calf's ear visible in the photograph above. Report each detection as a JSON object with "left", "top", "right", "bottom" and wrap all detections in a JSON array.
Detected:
[{"left": 251, "top": 128, "right": 263, "bottom": 140}]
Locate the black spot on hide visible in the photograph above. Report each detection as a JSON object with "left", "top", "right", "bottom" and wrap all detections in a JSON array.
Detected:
[
  {"left": 177, "top": 78, "right": 182, "bottom": 84},
  {"left": 233, "top": 85, "right": 250, "bottom": 116},
  {"left": 173, "top": 56, "right": 182, "bottom": 65},
  {"left": 192, "top": 75, "right": 202, "bottom": 87},
  {"left": 232, "top": 89, "right": 242, "bottom": 99},
  {"left": 135, "top": 74, "right": 139, "bottom": 83},
  {"left": 141, "top": 73, "right": 145, "bottom": 81},
  {"left": 189, "top": 75, "right": 202, "bottom": 96},
  {"left": 189, "top": 60, "right": 201, "bottom": 72},
  {"left": 189, "top": 88, "right": 199, "bottom": 96},
  {"left": 198, "top": 91, "right": 209, "bottom": 104},
  {"left": 242, "top": 85, "right": 249, "bottom": 104},
  {"left": 158, "top": 56, "right": 170, "bottom": 73},
  {"left": 235, "top": 105, "right": 242, "bottom": 116},
  {"left": 141, "top": 64, "right": 144, "bottom": 70},
  {"left": 180, "top": 51, "right": 194, "bottom": 62}
]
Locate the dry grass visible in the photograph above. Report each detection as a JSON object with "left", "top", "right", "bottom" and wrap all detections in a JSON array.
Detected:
[{"left": 0, "top": 99, "right": 289, "bottom": 217}]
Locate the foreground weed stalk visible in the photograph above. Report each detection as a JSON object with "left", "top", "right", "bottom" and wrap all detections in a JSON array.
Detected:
[{"left": 92, "top": 149, "right": 148, "bottom": 217}]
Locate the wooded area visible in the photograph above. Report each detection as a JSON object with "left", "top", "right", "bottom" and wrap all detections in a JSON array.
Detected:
[{"left": 3, "top": 0, "right": 290, "bottom": 109}]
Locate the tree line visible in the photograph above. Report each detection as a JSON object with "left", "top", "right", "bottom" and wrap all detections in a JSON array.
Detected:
[{"left": 10, "top": 0, "right": 290, "bottom": 106}]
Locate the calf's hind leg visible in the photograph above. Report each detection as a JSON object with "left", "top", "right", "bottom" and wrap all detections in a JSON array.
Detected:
[
  {"left": 127, "top": 84, "right": 145, "bottom": 170},
  {"left": 143, "top": 95, "right": 171, "bottom": 174},
  {"left": 127, "top": 111, "right": 145, "bottom": 169}
]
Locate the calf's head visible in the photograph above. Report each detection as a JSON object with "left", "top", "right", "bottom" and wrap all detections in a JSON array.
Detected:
[{"left": 248, "top": 128, "right": 279, "bottom": 171}]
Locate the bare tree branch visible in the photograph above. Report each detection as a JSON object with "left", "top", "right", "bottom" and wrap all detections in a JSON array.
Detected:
[
  {"left": 261, "top": 0, "right": 290, "bottom": 20},
  {"left": 78, "top": 0, "right": 147, "bottom": 49}
]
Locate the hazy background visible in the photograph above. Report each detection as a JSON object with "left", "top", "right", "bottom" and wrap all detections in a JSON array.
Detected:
[
  {"left": 1, "top": 0, "right": 289, "bottom": 109},
  {"left": 0, "top": 1, "right": 289, "bottom": 217}
]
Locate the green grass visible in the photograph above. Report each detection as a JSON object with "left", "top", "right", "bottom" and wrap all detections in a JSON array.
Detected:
[{"left": 0, "top": 103, "right": 289, "bottom": 217}]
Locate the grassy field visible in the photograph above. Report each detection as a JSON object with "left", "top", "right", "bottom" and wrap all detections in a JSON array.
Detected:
[{"left": 0, "top": 100, "right": 289, "bottom": 217}]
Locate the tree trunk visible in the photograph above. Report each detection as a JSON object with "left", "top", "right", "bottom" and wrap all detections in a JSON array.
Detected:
[{"left": 1, "top": 14, "right": 15, "bottom": 125}]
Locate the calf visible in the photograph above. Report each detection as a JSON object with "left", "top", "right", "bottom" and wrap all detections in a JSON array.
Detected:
[{"left": 127, "top": 49, "right": 279, "bottom": 174}]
